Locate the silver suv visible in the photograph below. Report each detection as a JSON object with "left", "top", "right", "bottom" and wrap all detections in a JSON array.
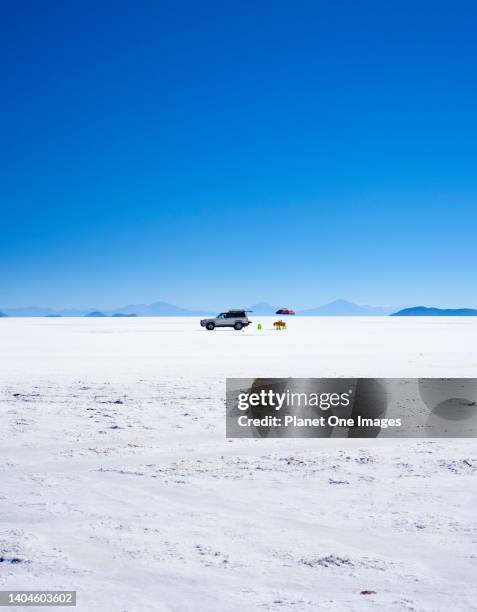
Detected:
[{"left": 200, "top": 310, "right": 251, "bottom": 331}]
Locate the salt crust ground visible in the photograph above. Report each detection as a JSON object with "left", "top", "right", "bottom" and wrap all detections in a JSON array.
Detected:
[{"left": 0, "top": 317, "right": 476, "bottom": 611}]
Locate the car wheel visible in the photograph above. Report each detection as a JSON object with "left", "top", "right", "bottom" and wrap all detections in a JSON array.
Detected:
[
  {"left": 234, "top": 322, "right": 243, "bottom": 331},
  {"left": 206, "top": 322, "right": 215, "bottom": 330}
]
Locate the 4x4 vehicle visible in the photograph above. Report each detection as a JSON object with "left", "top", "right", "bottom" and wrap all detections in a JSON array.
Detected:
[{"left": 200, "top": 310, "right": 251, "bottom": 331}]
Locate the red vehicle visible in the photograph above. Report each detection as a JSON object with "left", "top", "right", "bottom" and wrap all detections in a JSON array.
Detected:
[{"left": 275, "top": 308, "right": 295, "bottom": 315}]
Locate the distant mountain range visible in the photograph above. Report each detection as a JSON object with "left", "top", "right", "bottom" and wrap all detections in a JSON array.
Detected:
[
  {"left": 1, "top": 306, "right": 87, "bottom": 317},
  {"left": 246, "top": 302, "right": 280, "bottom": 315},
  {"left": 391, "top": 306, "right": 477, "bottom": 316},
  {"left": 298, "top": 300, "right": 399, "bottom": 316},
  {"left": 111, "top": 301, "right": 213, "bottom": 317},
  {"left": 1, "top": 300, "right": 476, "bottom": 317},
  {"left": 247, "top": 300, "right": 399, "bottom": 316},
  {"left": 0, "top": 301, "right": 214, "bottom": 318}
]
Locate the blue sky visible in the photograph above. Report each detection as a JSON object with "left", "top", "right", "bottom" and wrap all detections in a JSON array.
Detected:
[{"left": 2, "top": 1, "right": 476, "bottom": 310}]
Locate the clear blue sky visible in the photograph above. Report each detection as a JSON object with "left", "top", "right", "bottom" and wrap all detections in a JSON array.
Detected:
[{"left": 2, "top": 1, "right": 476, "bottom": 309}]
